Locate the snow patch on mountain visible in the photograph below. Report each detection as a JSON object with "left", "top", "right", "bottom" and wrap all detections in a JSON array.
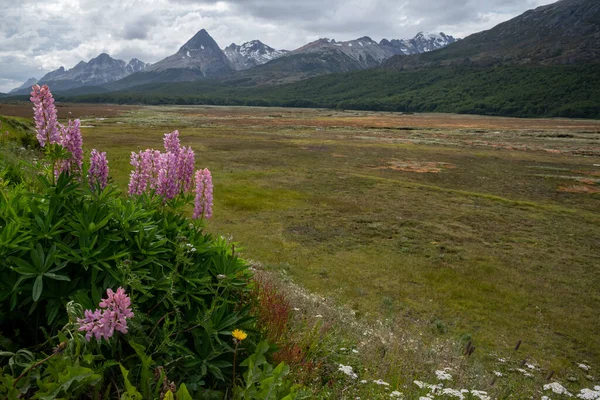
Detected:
[{"left": 224, "top": 40, "right": 289, "bottom": 70}]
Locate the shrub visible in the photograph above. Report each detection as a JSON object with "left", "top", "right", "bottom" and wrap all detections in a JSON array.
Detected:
[{"left": 0, "top": 85, "right": 284, "bottom": 398}]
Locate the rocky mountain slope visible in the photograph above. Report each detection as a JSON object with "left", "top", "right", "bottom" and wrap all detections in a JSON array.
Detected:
[
  {"left": 383, "top": 0, "right": 600, "bottom": 70},
  {"left": 235, "top": 32, "right": 457, "bottom": 84},
  {"left": 146, "top": 29, "right": 234, "bottom": 77},
  {"left": 224, "top": 40, "right": 288, "bottom": 70},
  {"left": 18, "top": 54, "right": 149, "bottom": 93},
  {"left": 9, "top": 78, "right": 38, "bottom": 94},
  {"left": 380, "top": 32, "right": 457, "bottom": 55}
]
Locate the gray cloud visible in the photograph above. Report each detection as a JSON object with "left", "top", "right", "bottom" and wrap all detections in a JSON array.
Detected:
[{"left": 0, "top": 0, "right": 555, "bottom": 92}]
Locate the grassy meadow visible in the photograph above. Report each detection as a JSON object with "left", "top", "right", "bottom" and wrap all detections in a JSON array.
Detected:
[{"left": 3, "top": 103, "right": 600, "bottom": 396}]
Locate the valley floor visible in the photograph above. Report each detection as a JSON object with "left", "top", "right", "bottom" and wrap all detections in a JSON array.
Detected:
[{"left": 4, "top": 103, "right": 600, "bottom": 396}]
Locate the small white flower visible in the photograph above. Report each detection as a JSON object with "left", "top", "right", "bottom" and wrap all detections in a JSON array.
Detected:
[
  {"left": 338, "top": 364, "right": 358, "bottom": 379},
  {"left": 470, "top": 390, "right": 491, "bottom": 400},
  {"left": 517, "top": 368, "right": 533, "bottom": 378},
  {"left": 340, "top": 348, "right": 347, "bottom": 351},
  {"left": 526, "top": 363, "right": 536, "bottom": 370},
  {"left": 352, "top": 349, "right": 359, "bottom": 354},
  {"left": 577, "top": 387, "right": 600, "bottom": 399},
  {"left": 579, "top": 364, "right": 592, "bottom": 371},
  {"left": 315, "top": 314, "right": 323, "bottom": 318},
  {"left": 543, "top": 382, "right": 573, "bottom": 397},
  {"left": 493, "top": 371, "right": 503, "bottom": 377},
  {"left": 373, "top": 379, "right": 390, "bottom": 386},
  {"left": 441, "top": 388, "right": 464, "bottom": 399},
  {"left": 390, "top": 391, "right": 403, "bottom": 398},
  {"left": 498, "top": 358, "right": 506, "bottom": 363},
  {"left": 292, "top": 307, "right": 300, "bottom": 311},
  {"left": 360, "top": 380, "right": 368, "bottom": 384},
  {"left": 435, "top": 369, "right": 453, "bottom": 381}
]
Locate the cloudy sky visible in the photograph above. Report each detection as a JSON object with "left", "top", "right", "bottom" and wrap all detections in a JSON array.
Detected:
[{"left": 0, "top": 0, "right": 555, "bottom": 92}]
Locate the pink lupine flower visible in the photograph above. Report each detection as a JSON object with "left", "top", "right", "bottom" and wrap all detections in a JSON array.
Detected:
[
  {"left": 178, "top": 146, "right": 195, "bottom": 193},
  {"left": 193, "top": 168, "right": 213, "bottom": 219},
  {"left": 128, "top": 149, "right": 161, "bottom": 195},
  {"left": 56, "top": 119, "right": 84, "bottom": 177},
  {"left": 163, "top": 130, "right": 181, "bottom": 154},
  {"left": 143, "top": 149, "right": 161, "bottom": 190},
  {"left": 77, "top": 287, "right": 134, "bottom": 342},
  {"left": 156, "top": 151, "right": 179, "bottom": 200},
  {"left": 128, "top": 151, "right": 143, "bottom": 195},
  {"left": 88, "top": 149, "right": 109, "bottom": 190},
  {"left": 30, "top": 85, "right": 60, "bottom": 147}
]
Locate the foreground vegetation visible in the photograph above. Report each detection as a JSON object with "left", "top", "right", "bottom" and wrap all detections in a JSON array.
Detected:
[
  {"left": 1, "top": 101, "right": 600, "bottom": 398},
  {"left": 0, "top": 89, "right": 308, "bottom": 399},
  {"left": 34, "top": 64, "right": 600, "bottom": 119}
]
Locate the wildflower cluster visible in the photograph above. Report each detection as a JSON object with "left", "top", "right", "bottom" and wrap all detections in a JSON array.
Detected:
[
  {"left": 128, "top": 131, "right": 196, "bottom": 199},
  {"left": 88, "top": 149, "right": 109, "bottom": 190},
  {"left": 30, "top": 84, "right": 108, "bottom": 182},
  {"left": 128, "top": 130, "right": 213, "bottom": 219},
  {"left": 193, "top": 168, "right": 213, "bottom": 219},
  {"left": 30, "top": 84, "right": 60, "bottom": 147},
  {"left": 77, "top": 287, "right": 134, "bottom": 342}
]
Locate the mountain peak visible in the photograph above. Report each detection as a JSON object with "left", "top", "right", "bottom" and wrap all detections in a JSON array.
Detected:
[
  {"left": 8, "top": 77, "right": 38, "bottom": 94},
  {"left": 146, "top": 29, "right": 234, "bottom": 77},
  {"left": 223, "top": 39, "right": 288, "bottom": 70},
  {"left": 179, "top": 29, "right": 221, "bottom": 53}
]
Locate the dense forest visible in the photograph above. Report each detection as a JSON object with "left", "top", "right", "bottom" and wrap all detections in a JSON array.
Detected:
[{"left": 6, "top": 64, "right": 600, "bottom": 119}]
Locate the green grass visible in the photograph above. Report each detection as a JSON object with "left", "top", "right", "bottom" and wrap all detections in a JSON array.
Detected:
[{"left": 6, "top": 105, "right": 600, "bottom": 392}]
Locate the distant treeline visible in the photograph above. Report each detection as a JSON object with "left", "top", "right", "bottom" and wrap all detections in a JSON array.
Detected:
[{"left": 52, "top": 64, "right": 600, "bottom": 118}]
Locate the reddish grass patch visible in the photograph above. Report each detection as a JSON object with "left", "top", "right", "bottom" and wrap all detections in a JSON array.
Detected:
[
  {"left": 557, "top": 184, "right": 600, "bottom": 193},
  {"left": 375, "top": 160, "right": 456, "bottom": 173}
]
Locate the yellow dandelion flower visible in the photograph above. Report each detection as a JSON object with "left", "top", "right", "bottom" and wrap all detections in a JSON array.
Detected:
[{"left": 232, "top": 329, "right": 248, "bottom": 341}]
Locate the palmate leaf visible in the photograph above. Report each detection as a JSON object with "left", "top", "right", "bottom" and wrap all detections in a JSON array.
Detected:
[{"left": 32, "top": 275, "right": 43, "bottom": 302}]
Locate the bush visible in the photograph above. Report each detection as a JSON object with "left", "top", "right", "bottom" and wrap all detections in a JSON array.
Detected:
[{"left": 0, "top": 86, "right": 301, "bottom": 399}]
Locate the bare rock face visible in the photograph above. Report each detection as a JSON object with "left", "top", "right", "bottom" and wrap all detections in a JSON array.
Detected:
[
  {"left": 224, "top": 40, "right": 288, "bottom": 70},
  {"left": 9, "top": 77, "right": 38, "bottom": 94},
  {"left": 146, "top": 29, "right": 234, "bottom": 77},
  {"left": 380, "top": 32, "right": 458, "bottom": 55},
  {"left": 34, "top": 53, "right": 149, "bottom": 92},
  {"left": 293, "top": 36, "right": 396, "bottom": 68}
]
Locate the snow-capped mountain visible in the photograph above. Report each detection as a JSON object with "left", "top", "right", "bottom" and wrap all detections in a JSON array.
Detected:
[
  {"left": 145, "top": 29, "right": 233, "bottom": 77},
  {"left": 9, "top": 77, "right": 38, "bottom": 94},
  {"left": 34, "top": 53, "right": 149, "bottom": 92},
  {"left": 380, "top": 32, "right": 458, "bottom": 55},
  {"left": 293, "top": 36, "right": 395, "bottom": 68},
  {"left": 224, "top": 40, "right": 288, "bottom": 70}
]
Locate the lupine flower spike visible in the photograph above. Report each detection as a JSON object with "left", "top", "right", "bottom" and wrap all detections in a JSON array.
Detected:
[
  {"left": 88, "top": 149, "right": 109, "bottom": 190},
  {"left": 56, "top": 118, "right": 84, "bottom": 177},
  {"left": 193, "top": 168, "right": 213, "bottom": 219},
  {"left": 30, "top": 85, "right": 60, "bottom": 147},
  {"left": 77, "top": 287, "right": 134, "bottom": 341}
]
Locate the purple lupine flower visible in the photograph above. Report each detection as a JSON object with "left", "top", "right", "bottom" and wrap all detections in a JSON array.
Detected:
[
  {"left": 77, "top": 287, "right": 134, "bottom": 342},
  {"left": 163, "top": 130, "right": 181, "bottom": 154},
  {"left": 143, "top": 149, "right": 161, "bottom": 191},
  {"left": 156, "top": 151, "right": 179, "bottom": 200},
  {"left": 193, "top": 168, "right": 213, "bottom": 219},
  {"left": 178, "top": 146, "right": 195, "bottom": 193},
  {"left": 56, "top": 118, "right": 84, "bottom": 177},
  {"left": 128, "top": 151, "right": 143, "bottom": 195},
  {"left": 30, "top": 85, "right": 60, "bottom": 147},
  {"left": 88, "top": 149, "right": 109, "bottom": 190}
]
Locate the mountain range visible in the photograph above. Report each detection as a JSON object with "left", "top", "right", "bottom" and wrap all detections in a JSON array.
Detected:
[
  {"left": 30, "top": 53, "right": 149, "bottom": 92},
  {"left": 4, "top": 0, "right": 599, "bottom": 120},
  {"left": 9, "top": 30, "right": 456, "bottom": 93},
  {"left": 383, "top": 0, "right": 600, "bottom": 70}
]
